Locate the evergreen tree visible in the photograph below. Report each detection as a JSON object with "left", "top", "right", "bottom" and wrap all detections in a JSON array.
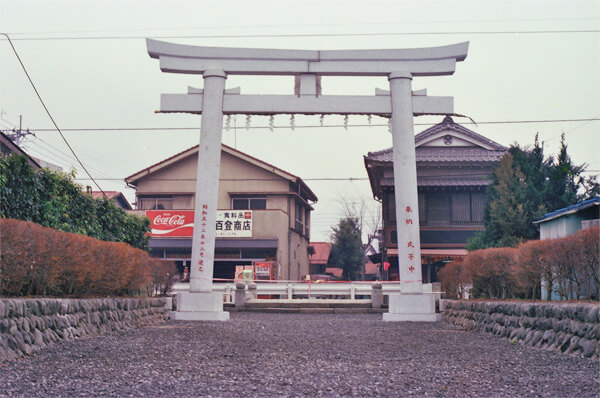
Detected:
[
  {"left": 328, "top": 217, "right": 364, "bottom": 280},
  {"left": 467, "top": 134, "right": 598, "bottom": 250},
  {"left": 485, "top": 154, "right": 533, "bottom": 247},
  {"left": 546, "top": 133, "right": 599, "bottom": 210}
]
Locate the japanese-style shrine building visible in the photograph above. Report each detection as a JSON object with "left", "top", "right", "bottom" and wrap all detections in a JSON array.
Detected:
[{"left": 364, "top": 116, "right": 508, "bottom": 282}]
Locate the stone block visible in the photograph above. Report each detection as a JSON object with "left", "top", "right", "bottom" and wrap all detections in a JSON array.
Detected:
[
  {"left": 383, "top": 294, "right": 440, "bottom": 322},
  {"left": 371, "top": 283, "right": 383, "bottom": 309},
  {"left": 170, "top": 292, "right": 229, "bottom": 321}
]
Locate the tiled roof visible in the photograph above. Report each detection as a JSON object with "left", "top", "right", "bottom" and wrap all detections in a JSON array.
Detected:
[
  {"left": 417, "top": 147, "right": 505, "bottom": 162},
  {"left": 90, "top": 191, "right": 121, "bottom": 200},
  {"left": 365, "top": 116, "right": 507, "bottom": 164},
  {"left": 414, "top": 116, "right": 507, "bottom": 150},
  {"left": 380, "top": 176, "right": 491, "bottom": 187},
  {"left": 368, "top": 147, "right": 505, "bottom": 163},
  {"left": 309, "top": 242, "right": 332, "bottom": 264}
]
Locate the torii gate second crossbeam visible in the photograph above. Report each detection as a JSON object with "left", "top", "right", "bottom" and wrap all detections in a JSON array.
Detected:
[{"left": 146, "top": 39, "right": 469, "bottom": 321}]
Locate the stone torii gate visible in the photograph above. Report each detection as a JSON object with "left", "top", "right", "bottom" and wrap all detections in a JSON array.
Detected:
[{"left": 146, "top": 39, "right": 469, "bottom": 321}]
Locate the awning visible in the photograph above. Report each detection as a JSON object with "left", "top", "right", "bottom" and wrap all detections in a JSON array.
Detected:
[{"left": 387, "top": 248, "right": 467, "bottom": 257}]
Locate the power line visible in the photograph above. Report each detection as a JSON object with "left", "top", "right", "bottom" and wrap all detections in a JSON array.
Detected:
[
  {"left": 25, "top": 138, "right": 119, "bottom": 180},
  {"left": 2, "top": 29, "right": 599, "bottom": 41},
  {"left": 0, "top": 33, "right": 106, "bottom": 196},
  {"left": 72, "top": 173, "right": 491, "bottom": 182},
  {"left": 75, "top": 177, "right": 371, "bottom": 182},
  {"left": 27, "top": 118, "right": 600, "bottom": 133},
  {"left": 7, "top": 17, "right": 599, "bottom": 36},
  {"left": 31, "top": 134, "right": 123, "bottom": 178}
]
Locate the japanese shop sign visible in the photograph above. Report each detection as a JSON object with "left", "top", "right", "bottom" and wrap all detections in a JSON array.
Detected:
[
  {"left": 147, "top": 210, "right": 253, "bottom": 237},
  {"left": 216, "top": 210, "right": 253, "bottom": 237}
]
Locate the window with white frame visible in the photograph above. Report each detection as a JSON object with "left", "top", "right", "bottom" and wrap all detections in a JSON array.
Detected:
[
  {"left": 231, "top": 196, "right": 267, "bottom": 210},
  {"left": 138, "top": 197, "right": 173, "bottom": 210}
]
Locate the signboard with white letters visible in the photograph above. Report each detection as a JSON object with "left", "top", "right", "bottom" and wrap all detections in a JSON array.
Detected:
[{"left": 147, "top": 210, "right": 252, "bottom": 238}]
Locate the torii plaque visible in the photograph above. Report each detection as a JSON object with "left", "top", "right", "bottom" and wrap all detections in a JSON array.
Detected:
[{"left": 146, "top": 39, "right": 468, "bottom": 321}]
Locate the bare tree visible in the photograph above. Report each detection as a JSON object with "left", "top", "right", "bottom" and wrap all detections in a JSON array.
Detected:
[{"left": 337, "top": 195, "right": 381, "bottom": 255}]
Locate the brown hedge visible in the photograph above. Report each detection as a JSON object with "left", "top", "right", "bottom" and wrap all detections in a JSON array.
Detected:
[
  {"left": 439, "top": 227, "right": 599, "bottom": 301},
  {"left": 0, "top": 218, "right": 175, "bottom": 297}
]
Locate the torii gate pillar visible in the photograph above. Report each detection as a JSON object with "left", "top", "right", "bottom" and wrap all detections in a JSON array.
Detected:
[
  {"left": 171, "top": 69, "right": 229, "bottom": 321},
  {"left": 383, "top": 71, "right": 440, "bottom": 322}
]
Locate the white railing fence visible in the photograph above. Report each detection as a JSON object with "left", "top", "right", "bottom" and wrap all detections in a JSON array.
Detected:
[{"left": 170, "top": 281, "right": 441, "bottom": 305}]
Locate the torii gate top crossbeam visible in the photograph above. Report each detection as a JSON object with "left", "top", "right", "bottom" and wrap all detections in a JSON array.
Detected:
[{"left": 146, "top": 39, "right": 468, "bottom": 77}]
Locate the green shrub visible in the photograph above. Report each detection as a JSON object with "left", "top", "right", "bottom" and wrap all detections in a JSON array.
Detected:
[{"left": 0, "top": 154, "right": 150, "bottom": 250}]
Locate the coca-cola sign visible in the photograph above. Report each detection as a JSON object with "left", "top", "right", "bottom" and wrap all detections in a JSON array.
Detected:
[
  {"left": 146, "top": 210, "right": 253, "bottom": 238},
  {"left": 153, "top": 214, "right": 187, "bottom": 226},
  {"left": 147, "top": 210, "right": 194, "bottom": 237}
]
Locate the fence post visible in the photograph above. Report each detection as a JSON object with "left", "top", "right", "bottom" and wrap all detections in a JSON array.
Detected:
[
  {"left": 350, "top": 285, "right": 356, "bottom": 301},
  {"left": 247, "top": 283, "right": 257, "bottom": 300},
  {"left": 234, "top": 282, "right": 246, "bottom": 308},
  {"left": 371, "top": 282, "right": 383, "bottom": 308},
  {"left": 287, "top": 284, "right": 293, "bottom": 300},
  {"left": 164, "top": 296, "right": 173, "bottom": 311}
]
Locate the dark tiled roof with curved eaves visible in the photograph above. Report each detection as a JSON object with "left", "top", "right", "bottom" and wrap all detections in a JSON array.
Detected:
[
  {"left": 367, "top": 147, "right": 505, "bottom": 163},
  {"left": 365, "top": 116, "right": 507, "bottom": 164}
]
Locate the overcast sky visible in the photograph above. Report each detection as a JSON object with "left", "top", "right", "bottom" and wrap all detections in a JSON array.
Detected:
[{"left": 1, "top": 0, "right": 599, "bottom": 242}]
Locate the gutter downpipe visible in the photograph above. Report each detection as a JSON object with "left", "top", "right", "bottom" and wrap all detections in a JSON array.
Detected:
[{"left": 288, "top": 196, "right": 292, "bottom": 281}]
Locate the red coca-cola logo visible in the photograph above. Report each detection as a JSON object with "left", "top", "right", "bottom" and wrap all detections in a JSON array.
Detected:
[
  {"left": 147, "top": 210, "right": 195, "bottom": 237},
  {"left": 153, "top": 214, "right": 186, "bottom": 226}
]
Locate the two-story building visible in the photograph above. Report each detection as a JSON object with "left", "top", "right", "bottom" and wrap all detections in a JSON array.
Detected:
[
  {"left": 125, "top": 144, "right": 317, "bottom": 282},
  {"left": 364, "top": 116, "right": 507, "bottom": 282}
]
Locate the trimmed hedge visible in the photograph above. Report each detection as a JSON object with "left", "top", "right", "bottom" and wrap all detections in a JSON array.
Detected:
[
  {"left": 0, "top": 219, "right": 176, "bottom": 297},
  {"left": 439, "top": 227, "right": 599, "bottom": 301}
]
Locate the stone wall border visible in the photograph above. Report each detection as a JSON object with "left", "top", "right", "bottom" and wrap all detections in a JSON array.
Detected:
[
  {"left": 0, "top": 297, "right": 168, "bottom": 361},
  {"left": 442, "top": 300, "right": 600, "bottom": 360}
]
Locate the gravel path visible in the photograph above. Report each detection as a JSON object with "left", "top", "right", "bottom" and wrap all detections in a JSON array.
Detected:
[{"left": 1, "top": 313, "right": 598, "bottom": 397}]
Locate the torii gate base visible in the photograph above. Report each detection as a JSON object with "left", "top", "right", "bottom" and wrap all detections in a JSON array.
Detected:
[
  {"left": 383, "top": 294, "right": 441, "bottom": 322},
  {"left": 170, "top": 292, "right": 229, "bottom": 321}
]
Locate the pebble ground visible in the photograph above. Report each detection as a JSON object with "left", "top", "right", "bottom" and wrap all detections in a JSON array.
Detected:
[{"left": 1, "top": 312, "right": 598, "bottom": 397}]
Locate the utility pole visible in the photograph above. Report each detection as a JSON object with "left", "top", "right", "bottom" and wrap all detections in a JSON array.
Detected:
[{"left": 4, "top": 115, "right": 33, "bottom": 145}]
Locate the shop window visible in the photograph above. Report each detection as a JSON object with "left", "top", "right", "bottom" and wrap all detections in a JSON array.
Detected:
[
  {"left": 427, "top": 192, "right": 451, "bottom": 223},
  {"left": 418, "top": 191, "right": 486, "bottom": 225},
  {"left": 451, "top": 192, "right": 471, "bottom": 223},
  {"left": 149, "top": 248, "right": 165, "bottom": 258},
  {"left": 215, "top": 249, "right": 241, "bottom": 259},
  {"left": 471, "top": 192, "right": 486, "bottom": 223},
  {"left": 165, "top": 247, "right": 191, "bottom": 259},
  {"left": 231, "top": 197, "right": 266, "bottom": 210},
  {"left": 241, "top": 248, "right": 276, "bottom": 259},
  {"left": 139, "top": 197, "right": 173, "bottom": 210}
]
